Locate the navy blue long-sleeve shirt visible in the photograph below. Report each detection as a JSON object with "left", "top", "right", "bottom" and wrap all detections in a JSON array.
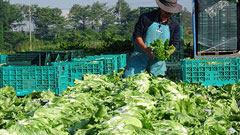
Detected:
[{"left": 133, "top": 9, "right": 180, "bottom": 48}]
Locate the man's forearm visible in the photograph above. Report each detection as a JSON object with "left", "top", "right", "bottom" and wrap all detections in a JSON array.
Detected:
[
  {"left": 135, "top": 37, "right": 155, "bottom": 59},
  {"left": 135, "top": 37, "right": 147, "bottom": 51}
]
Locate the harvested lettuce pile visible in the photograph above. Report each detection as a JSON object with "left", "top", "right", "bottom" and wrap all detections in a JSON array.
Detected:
[{"left": 0, "top": 73, "right": 239, "bottom": 135}]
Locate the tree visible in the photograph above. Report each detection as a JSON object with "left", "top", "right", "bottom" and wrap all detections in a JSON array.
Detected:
[
  {"left": 18, "top": 4, "right": 36, "bottom": 23},
  {"left": 69, "top": 3, "right": 116, "bottom": 31},
  {"left": 101, "top": 7, "right": 116, "bottom": 30},
  {"left": 0, "top": 0, "right": 10, "bottom": 31},
  {"left": 8, "top": 4, "right": 24, "bottom": 30},
  {"left": 69, "top": 4, "right": 91, "bottom": 30},
  {"left": 0, "top": 21, "right": 3, "bottom": 48},
  {"left": 4, "top": 31, "right": 28, "bottom": 51},
  {"left": 181, "top": 7, "right": 192, "bottom": 28},
  {"left": 0, "top": 1, "right": 24, "bottom": 51},
  {"left": 123, "top": 8, "right": 140, "bottom": 38},
  {"left": 32, "top": 6, "right": 66, "bottom": 41},
  {"left": 0, "top": 1, "right": 23, "bottom": 31},
  {"left": 90, "top": 2, "right": 108, "bottom": 30},
  {"left": 115, "top": 0, "right": 131, "bottom": 24},
  {"left": 180, "top": 8, "right": 193, "bottom": 46},
  {"left": 103, "top": 8, "right": 139, "bottom": 39}
]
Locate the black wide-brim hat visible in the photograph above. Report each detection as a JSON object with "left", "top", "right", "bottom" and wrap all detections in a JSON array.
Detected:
[{"left": 156, "top": 0, "right": 182, "bottom": 13}]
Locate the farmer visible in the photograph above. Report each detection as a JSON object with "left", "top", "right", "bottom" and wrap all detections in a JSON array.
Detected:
[{"left": 123, "top": 0, "right": 182, "bottom": 78}]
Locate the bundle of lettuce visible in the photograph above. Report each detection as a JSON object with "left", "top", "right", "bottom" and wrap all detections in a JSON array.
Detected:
[{"left": 150, "top": 39, "right": 175, "bottom": 61}]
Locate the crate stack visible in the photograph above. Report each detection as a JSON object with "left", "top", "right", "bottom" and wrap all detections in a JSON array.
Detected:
[
  {"left": 0, "top": 55, "right": 7, "bottom": 64},
  {"left": 53, "top": 54, "right": 127, "bottom": 86},
  {"left": 52, "top": 61, "right": 104, "bottom": 86},
  {"left": 0, "top": 51, "right": 127, "bottom": 96},
  {"left": 181, "top": 58, "right": 239, "bottom": 86},
  {"left": 0, "top": 66, "right": 68, "bottom": 96},
  {"left": 166, "top": 26, "right": 184, "bottom": 80},
  {"left": 7, "top": 50, "right": 85, "bottom": 66},
  {"left": 194, "top": 0, "right": 238, "bottom": 57},
  {"left": 72, "top": 54, "right": 127, "bottom": 75},
  {"left": 181, "top": 0, "right": 240, "bottom": 86}
]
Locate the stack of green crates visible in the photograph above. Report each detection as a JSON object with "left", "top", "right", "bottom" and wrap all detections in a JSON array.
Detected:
[
  {"left": 7, "top": 50, "right": 85, "bottom": 66},
  {"left": 166, "top": 26, "right": 184, "bottom": 64},
  {"left": 52, "top": 61, "right": 104, "bottom": 86},
  {"left": 181, "top": 58, "right": 239, "bottom": 86},
  {"left": 166, "top": 26, "right": 184, "bottom": 79},
  {"left": 0, "top": 55, "right": 7, "bottom": 64},
  {"left": 73, "top": 54, "right": 127, "bottom": 75},
  {"left": 7, "top": 53, "right": 43, "bottom": 66},
  {"left": 166, "top": 64, "right": 182, "bottom": 80},
  {"left": 0, "top": 66, "right": 68, "bottom": 96},
  {"left": 87, "top": 54, "right": 127, "bottom": 69},
  {"left": 75, "top": 57, "right": 118, "bottom": 75}
]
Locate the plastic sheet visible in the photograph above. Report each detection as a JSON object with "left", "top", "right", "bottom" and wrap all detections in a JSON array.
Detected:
[
  {"left": 205, "top": 1, "right": 230, "bottom": 18},
  {"left": 197, "top": 0, "right": 219, "bottom": 12},
  {"left": 197, "top": 0, "right": 238, "bottom": 53}
]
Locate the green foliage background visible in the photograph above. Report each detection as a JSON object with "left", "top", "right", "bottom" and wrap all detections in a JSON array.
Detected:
[{"left": 0, "top": 0, "right": 193, "bottom": 56}]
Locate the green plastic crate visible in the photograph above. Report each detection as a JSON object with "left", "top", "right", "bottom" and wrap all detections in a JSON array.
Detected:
[
  {"left": 11, "top": 50, "right": 85, "bottom": 66},
  {"left": 99, "top": 54, "right": 127, "bottom": 69},
  {"left": 118, "top": 54, "right": 127, "bottom": 69},
  {"left": 167, "top": 50, "right": 184, "bottom": 64},
  {"left": 7, "top": 54, "right": 42, "bottom": 66},
  {"left": 166, "top": 63, "right": 181, "bottom": 80},
  {"left": 0, "top": 55, "right": 7, "bottom": 64},
  {"left": 28, "top": 50, "right": 85, "bottom": 58},
  {"left": 181, "top": 58, "right": 239, "bottom": 86},
  {"left": 87, "top": 54, "right": 127, "bottom": 69},
  {"left": 166, "top": 39, "right": 184, "bottom": 64},
  {"left": 180, "top": 26, "right": 183, "bottom": 40},
  {"left": 0, "top": 66, "right": 68, "bottom": 96},
  {"left": 13, "top": 52, "right": 64, "bottom": 66},
  {"left": 52, "top": 61, "right": 104, "bottom": 86},
  {"left": 75, "top": 56, "right": 118, "bottom": 75},
  {"left": 15, "top": 90, "right": 34, "bottom": 96},
  {"left": 28, "top": 50, "right": 85, "bottom": 59}
]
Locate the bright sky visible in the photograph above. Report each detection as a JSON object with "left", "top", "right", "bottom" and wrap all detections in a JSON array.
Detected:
[{"left": 10, "top": 0, "right": 192, "bottom": 11}]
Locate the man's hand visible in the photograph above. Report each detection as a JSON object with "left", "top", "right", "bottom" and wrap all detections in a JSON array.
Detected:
[
  {"left": 135, "top": 37, "right": 155, "bottom": 59},
  {"left": 144, "top": 47, "right": 155, "bottom": 59},
  {"left": 167, "top": 46, "right": 176, "bottom": 55}
]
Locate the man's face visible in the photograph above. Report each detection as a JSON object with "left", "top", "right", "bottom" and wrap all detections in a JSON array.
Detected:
[{"left": 160, "top": 10, "right": 172, "bottom": 19}]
